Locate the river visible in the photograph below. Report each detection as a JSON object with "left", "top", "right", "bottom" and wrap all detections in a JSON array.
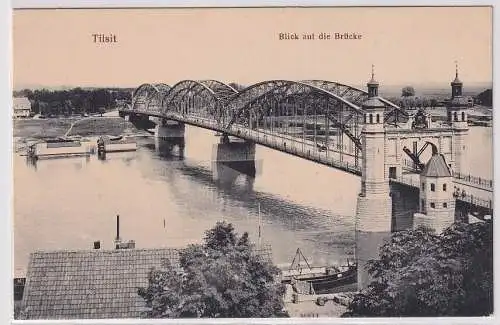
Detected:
[{"left": 13, "top": 124, "right": 492, "bottom": 276}]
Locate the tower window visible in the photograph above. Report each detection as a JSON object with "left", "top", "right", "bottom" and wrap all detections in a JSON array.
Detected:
[
  {"left": 431, "top": 183, "right": 435, "bottom": 192},
  {"left": 369, "top": 114, "right": 373, "bottom": 124},
  {"left": 443, "top": 183, "right": 447, "bottom": 191},
  {"left": 430, "top": 202, "right": 435, "bottom": 208},
  {"left": 364, "top": 114, "right": 367, "bottom": 124},
  {"left": 461, "top": 112, "right": 465, "bottom": 121},
  {"left": 422, "top": 182, "right": 425, "bottom": 190},
  {"left": 443, "top": 203, "right": 448, "bottom": 208},
  {"left": 389, "top": 167, "right": 396, "bottom": 179},
  {"left": 376, "top": 114, "right": 380, "bottom": 123},
  {"left": 454, "top": 112, "right": 458, "bottom": 121},
  {"left": 448, "top": 112, "right": 452, "bottom": 121}
]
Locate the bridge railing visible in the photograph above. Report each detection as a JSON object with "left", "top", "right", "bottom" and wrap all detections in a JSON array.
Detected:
[
  {"left": 229, "top": 123, "right": 362, "bottom": 174},
  {"left": 390, "top": 174, "right": 420, "bottom": 188},
  {"left": 455, "top": 193, "right": 493, "bottom": 210},
  {"left": 453, "top": 171, "right": 493, "bottom": 190}
]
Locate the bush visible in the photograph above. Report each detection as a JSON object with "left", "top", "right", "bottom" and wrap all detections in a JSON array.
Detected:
[
  {"left": 343, "top": 221, "right": 493, "bottom": 317},
  {"left": 138, "top": 222, "right": 288, "bottom": 318}
]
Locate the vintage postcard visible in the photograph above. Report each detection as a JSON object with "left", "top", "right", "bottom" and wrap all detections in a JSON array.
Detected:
[{"left": 11, "top": 5, "right": 493, "bottom": 322}]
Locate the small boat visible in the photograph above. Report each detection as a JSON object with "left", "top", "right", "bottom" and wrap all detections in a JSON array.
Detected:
[{"left": 281, "top": 248, "right": 357, "bottom": 294}]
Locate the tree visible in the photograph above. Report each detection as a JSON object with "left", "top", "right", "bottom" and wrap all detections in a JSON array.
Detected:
[
  {"left": 343, "top": 221, "right": 493, "bottom": 317},
  {"left": 138, "top": 222, "right": 288, "bottom": 318},
  {"left": 429, "top": 98, "right": 438, "bottom": 109},
  {"left": 401, "top": 86, "right": 415, "bottom": 97}
]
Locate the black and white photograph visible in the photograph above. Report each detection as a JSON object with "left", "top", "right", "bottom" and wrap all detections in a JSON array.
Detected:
[{"left": 10, "top": 5, "right": 494, "bottom": 321}]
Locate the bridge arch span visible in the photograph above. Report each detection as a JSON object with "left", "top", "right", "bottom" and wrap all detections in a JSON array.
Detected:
[
  {"left": 200, "top": 80, "right": 239, "bottom": 99},
  {"left": 223, "top": 80, "right": 370, "bottom": 149},
  {"left": 132, "top": 83, "right": 162, "bottom": 111},
  {"left": 153, "top": 83, "right": 171, "bottom": 94},
  {"left": 160, "top": 80, "right": 223, "bottom": 118}
]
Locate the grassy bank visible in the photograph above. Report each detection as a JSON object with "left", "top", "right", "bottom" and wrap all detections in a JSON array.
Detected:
[
  {"left": 13, "top": 118, "right": 76, "bottom": 138},
  {"left": 13, "top": 117, "right": 141, "bottom": 139},
  {"left": 65, "top": 117, "right": 138, "bottom": 137}
]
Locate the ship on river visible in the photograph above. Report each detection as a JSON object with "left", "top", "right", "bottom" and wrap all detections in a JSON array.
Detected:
[{"left": 281, "top": 248, "right": 357, "bottom": 294}]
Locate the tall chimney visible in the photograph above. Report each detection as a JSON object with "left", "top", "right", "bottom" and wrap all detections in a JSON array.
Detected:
[{"left": 116, "top": 214, "right": 120, "bottom": 241}]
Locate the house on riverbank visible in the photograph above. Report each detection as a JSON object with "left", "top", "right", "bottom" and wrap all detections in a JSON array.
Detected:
[
  {"left": 13, "top": 97, "right": 31, "bottom": 118},
  {"left": 17, "top": 248, "right": 180, "bottom": 319}
]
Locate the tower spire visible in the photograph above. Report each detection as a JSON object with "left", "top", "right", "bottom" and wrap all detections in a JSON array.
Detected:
[
  {"left": 451, "top": 60, "right": 463, "bottom": 97},
  {"left": 367, "top": 64, "right": 379, "bottom": 98}
]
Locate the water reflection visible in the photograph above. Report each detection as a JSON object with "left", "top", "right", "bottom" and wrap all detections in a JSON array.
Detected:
[
  {"left": 154, "top": 137, "right": 185, "bottom": 159},
  {"left": 14, "top": 125, "right": 491, "bottom": 276}
]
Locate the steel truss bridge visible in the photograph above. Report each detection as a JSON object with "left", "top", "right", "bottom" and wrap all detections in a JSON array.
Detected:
[
  {"left": 119, "top": 79, "right": 492, "bottom": 213},
  {"left": 124, "top": 79, "right": 407, "bottom": 173}
]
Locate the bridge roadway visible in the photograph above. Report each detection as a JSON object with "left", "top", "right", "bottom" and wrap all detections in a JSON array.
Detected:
[{"left": 119, "top": 108, "right": 493, "bottom": 211}]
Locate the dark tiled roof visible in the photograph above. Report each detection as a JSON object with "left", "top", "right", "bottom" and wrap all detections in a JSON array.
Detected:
[
  {"left": 449, "top": 96, "right": 470, "bottom": 107},
  {"left": 362, "top": 97, "right": 386, "bottom": 109},
  {"left": 21, "top": 248, "right": 180, "bottom": 320},
  {"left": 421, "top": 154, "right": 452, "bottom": 177}
]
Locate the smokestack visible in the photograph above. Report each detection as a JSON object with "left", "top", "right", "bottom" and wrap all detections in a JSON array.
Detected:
[{"left": 116, "top": 214, "right": 120, "bottom": 241}]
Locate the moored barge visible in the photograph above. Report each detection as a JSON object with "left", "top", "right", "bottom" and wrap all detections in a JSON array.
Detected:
[
  {"left": 27, "top": 138, "right": 94, "bottom": 159},
  {"left": 97, "top": 135, "right": 137, "bottom": 154},
  {"left": 281, "top": 248, "right": 357, "bottom": 294}
]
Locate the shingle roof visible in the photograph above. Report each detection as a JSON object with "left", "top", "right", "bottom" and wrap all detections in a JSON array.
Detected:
[
  {"left": 421, "top": 154, "right": 452, "bottom": 177},
  {"left": 13, "top": 97, "right": 31, "bottom": 108},
  {"left": 449, "top": 96, "right": 470, "bottom": 107},
  {"left": 362, "top": 97, "right": 386, "bottom": 109},
  {"left": 21, "top": 248, "right": 180, "bottom": 320}
]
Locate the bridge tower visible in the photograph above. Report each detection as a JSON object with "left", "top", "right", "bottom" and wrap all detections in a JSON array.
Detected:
[
  {"left": 446, "top": 63, "right": 469, "bottom": 174},
  {"left": 413, "top": 153, "right": 455, "bottom": 233},
  {"left": 355, "top": 67, "right": 392, "bottom": 290}
]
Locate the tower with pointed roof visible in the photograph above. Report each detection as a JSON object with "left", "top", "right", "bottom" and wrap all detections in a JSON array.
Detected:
[
  {"left": 355, "top": 66, "right": 392, "bottom": 290},
  {"left": 446, "top": 62, "right": 469, "bottom": 174},
  {"left": 414, "top": 152, "right": 455, "bottom": 233}
]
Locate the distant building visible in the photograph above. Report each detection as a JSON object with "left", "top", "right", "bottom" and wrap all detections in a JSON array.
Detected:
[
  {"left": 13, "top": 97, "right": 31, "bottom": 118},
  {"left": 18, "top": 248, "right": 180, "bottom": 319}
]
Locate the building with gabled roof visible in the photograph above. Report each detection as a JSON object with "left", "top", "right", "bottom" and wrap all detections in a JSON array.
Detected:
[
  {"left": 13, "top": 97, "right": 31, "bottom": 118},
  {"left": 18, "top": 248, "right": 180, "bottom": 320}
]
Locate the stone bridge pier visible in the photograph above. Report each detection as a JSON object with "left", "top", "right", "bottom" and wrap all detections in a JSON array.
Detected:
[
  {"left": 128, "top": 113, "right": 156, "bottom": 130},
  {"left": 213, "top": 135, "right": 256, "bottom": 177},
  {"left": 155, "top": 119, "right": 185, "bottom": 139},
  {"left": 154, "top": 119, "right": 185, "bottom": 158}
]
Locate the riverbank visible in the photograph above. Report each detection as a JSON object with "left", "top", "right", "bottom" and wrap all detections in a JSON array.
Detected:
[
  {"left": 13, "top": 118, "right": 76, "bottom": 138},
  {"left": 13, "top": 116, "right": 139, "bottom": 139}
]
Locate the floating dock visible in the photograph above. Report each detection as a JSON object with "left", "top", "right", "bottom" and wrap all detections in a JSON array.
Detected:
[
  {"left": 27, "top": 138, "right": 95, "bottom": 159},
  {"left": 97, "top": 135, "right": 137, "bottom": 154}
]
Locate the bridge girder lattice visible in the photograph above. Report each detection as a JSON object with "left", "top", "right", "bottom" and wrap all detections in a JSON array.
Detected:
[{"left": 129, "top": 79, "right": 407, "bottom": 159}]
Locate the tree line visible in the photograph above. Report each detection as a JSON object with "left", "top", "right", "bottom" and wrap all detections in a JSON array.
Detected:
[{"left": 13, "top": 88, "right": 133, "bottom": 116}]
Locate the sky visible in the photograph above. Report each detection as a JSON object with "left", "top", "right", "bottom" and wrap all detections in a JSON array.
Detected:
[{"left": 12, "top": 6, "right": 492, "bottom": 90}]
